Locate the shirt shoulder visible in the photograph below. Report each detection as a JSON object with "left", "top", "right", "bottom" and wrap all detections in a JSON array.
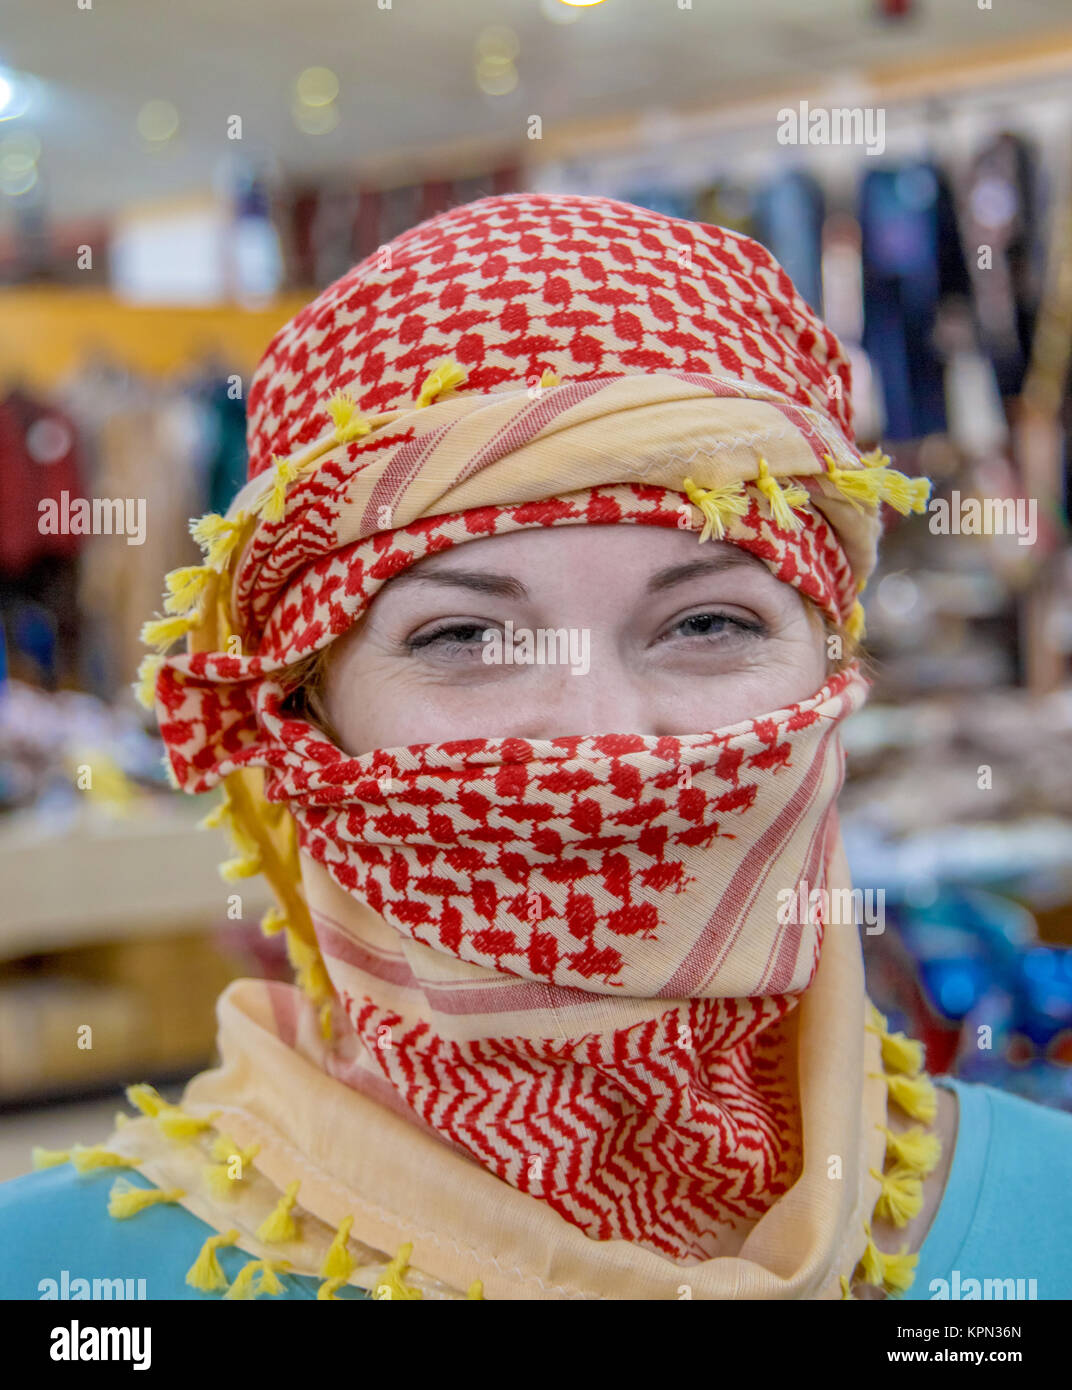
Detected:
[
  {"left": 0, "top": 1166, "right": 365, "bottom": 1301},
  {"left": 905, "top": 1078, "right": 1072, "bottom": 1301}
]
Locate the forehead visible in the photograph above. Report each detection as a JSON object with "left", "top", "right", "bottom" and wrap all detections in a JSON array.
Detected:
[{"left": 389, "top": 524, "right": 772, "bottom": 583}]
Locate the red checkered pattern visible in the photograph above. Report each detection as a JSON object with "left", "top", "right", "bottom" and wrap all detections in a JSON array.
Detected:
[{"left": 246, "top": 192, "right": 854, "bottom": 482}]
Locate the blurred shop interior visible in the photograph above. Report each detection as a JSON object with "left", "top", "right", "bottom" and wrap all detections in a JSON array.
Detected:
[{"left": 2, "top": 0, "right": 1072, "bottom": 1168}]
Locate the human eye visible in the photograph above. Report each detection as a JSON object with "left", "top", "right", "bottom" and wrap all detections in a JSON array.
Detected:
[
  {"left": 659, "top": 608, "right": 768, "bottom": 645},
  {"left": 403, "top": 620, "right": 496, "bottom": 659}
]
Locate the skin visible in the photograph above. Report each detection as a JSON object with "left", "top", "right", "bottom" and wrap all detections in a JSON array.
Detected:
[
  {"left": 318, "top": 522, "right": 956, "bottom": 1283},
  {"left": 320, "top": 524, "right": 830, "bottom": 751}
]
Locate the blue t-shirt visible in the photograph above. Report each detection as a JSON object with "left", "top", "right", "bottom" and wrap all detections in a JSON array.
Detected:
[{"left": 0, "top": 1076, "right": 1068, "bottom": 1300}]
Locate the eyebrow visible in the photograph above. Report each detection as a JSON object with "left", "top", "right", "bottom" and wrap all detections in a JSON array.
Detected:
[{"left": 386, "top": 549, "right": 765, "bottom": 600}]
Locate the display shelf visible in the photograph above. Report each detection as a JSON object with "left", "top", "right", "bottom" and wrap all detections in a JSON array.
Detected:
[{"left": 0, "top": 810, "right": 270, "bottom": 962}]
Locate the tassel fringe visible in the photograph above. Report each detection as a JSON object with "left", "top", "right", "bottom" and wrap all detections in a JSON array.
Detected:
[
  {"left": 415, "top": 358, "right": 467, "bottom": 410},
  {"left": 223, "top": 1257, "right": 289, "bottom": 1300},
  {"left": 881, "top": 1124, "right": 942, "bottom": 1176},
  {"left": 107, "top": 1178, "right": 185, "bottom": 1220},
  {"left": 373, "top": 1242, "right": 423, "bottom": 1300},
  {"left": 256, "top": 1179, "right": 300, "bottom": 1243},
  {"left": 857, "top": 1227, "right": 918, "bottom": 1296},
  {"left": 189, "top": 511, "right": 249, "bottom": 572},
  {"left": 162, "top": 565, "right": 213, "bottom": 616},
  {"left": 755, "top": 457, "right": 809, "bottom": 532},
  {"left": 824, "top": 452, "right": 932, "bottom": 516},
  {"left": 185, "top": 1229, "right": 239, "bottom": 1291},
  {"left": 133, "top": 654, "right": 164, "bottom": 711},
  {"left": 681, "top": 476, "right": 749, "bottom": 542},
  {"left": 320, "top": 1215, "right": 356, "bottom": 1280},
  {"left": 870, "top": 1164, "right": 924, "bottom": 1228},
  {"left": 140, "top": 613, "right": 196, "bottom": 651}
]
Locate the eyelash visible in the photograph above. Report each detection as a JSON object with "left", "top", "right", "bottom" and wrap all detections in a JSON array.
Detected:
[{"left": 404, "top": 613, "right": 767, "bottom": 652}]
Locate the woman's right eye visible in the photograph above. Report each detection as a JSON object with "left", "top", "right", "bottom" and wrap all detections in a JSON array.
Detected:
[{"left": 405, "top": 622, "right": 494, "bottom": 653}]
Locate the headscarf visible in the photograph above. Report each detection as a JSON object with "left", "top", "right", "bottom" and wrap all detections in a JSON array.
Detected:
[{"left": 93, "top": 194, "right": 940, "bottom": 1299}]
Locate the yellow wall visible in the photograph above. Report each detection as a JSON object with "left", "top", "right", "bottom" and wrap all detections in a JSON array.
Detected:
[{"left": 0, "top": 287, "right": 311, "bottom": 390}]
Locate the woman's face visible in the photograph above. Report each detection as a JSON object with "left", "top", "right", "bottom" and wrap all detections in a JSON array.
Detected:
[{"left": 320, "top": 525, "right": 831, "bottom": 755}]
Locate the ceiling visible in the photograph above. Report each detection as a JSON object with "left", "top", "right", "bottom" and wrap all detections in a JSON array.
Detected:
[{"left": 3, "top": 0, "right": 1072, "bottom": 222}]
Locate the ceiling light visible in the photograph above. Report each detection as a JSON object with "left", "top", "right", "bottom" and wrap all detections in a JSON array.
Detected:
[
  {"left": 295, "top": 66, "right": 339, "bottom": 108},
  {"left": 136, "top": 99, "right": 180, "bottom": 144},
  {"left": 0, "top": 68, "right": 34, "bottom": 122}
]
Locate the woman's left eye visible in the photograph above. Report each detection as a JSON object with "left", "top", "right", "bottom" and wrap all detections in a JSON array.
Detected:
[
  {"left": 665, "top": 612, "right": 766, "bottom": 642},
  {"left": 406, "top": 623, "right": 492, "bottom": 652}
]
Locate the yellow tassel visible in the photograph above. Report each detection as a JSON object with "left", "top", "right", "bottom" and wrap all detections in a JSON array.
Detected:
[
  {"left": 317, "top": 1276, "right": 347, "bottom": 1300},
  {"left": 114, "top": 1111, "right": 129, "bottom": 1129},
  {"left": 871, "top": 1164, "right": 924, "bottom": 1228},
  {"left": 681, "top": 476, "right": 749, "bottom": 542},
  {"left": 68, "top": 1145, "right": 133, "bottom": 1174},
  {"left": 320, "top": 1216, "right": 356, "bottom": 1280},
  {"left": 258, "top": 456, "right": 302, "bottom": 525},
  {"left": 203, "top": 1138, "right": 259, "bottom": 1200},
  {"left": 326, "top": 390, "right": 372, "bottom": 445},
  {"left": 162, "top": 565, "right": 212, "bottom": 615},
  {"left": 415, "top": 358, "right": 467, "bottom": 409},
  {"left": 222, "top": 1259, "right": 263, "bottom": 1301},
  {"left": 755, "top": 457, "right": 809, "bottom": 532},
  {"left": 882, "top": 1124, "right": 942, "bottom": 1176},
  {"left": 857, "top": 1225, "right": 917, "bottom": 1295},
  {"left": 877, "top": 1246, "right": 919, "bottom": 1296},
  {"left": 107, "top": 1178, "right": 185, "bottom": 1219},
  {"left": 203, "top": 1163, "right": 236, "bottom": 1201},
  {"left": 825, "top": 452, "right": 932, "bottom": 516},
  {"left": 198, "top": 799, "right": 228, "bottom": 831},
  {"left": 823, "top": 453, "right": 884, "bottom": 508},
  {"left": 871, "top": 1070, "right": 938, "bottom": 1125},
  {"left": 887, "top": 1073, "right": 938, "bottom": 1125},
  {"left": 373, "top": 1241, "right": 423, "bottom": 1300},
  {"left": 467, "top": 1280, "right": 484, "bottom": 1300},
  {"left": 256, "top": 1179, "right": 300, "bottom": 1243},
  {"left": 133, "top": 654, "right": 164, "bottom": 711},
  {"left": 845, "top": 600, "right": 866, "bottom": 642},
  {"left": 185, "top": 1229, "right": 239, "bottom": 1292},
  {"left": 284, "top": 926, "right": 332, "bottom": 1003},
  {"left": 219, "top": 851, "right": 263, "bottom": 882},
  {"left": 32, "top": 1146, "right": 70, "bottom": 1169},
  {"left": 318, "top": 999, "right": 334, "bottom": 1041},
  {"left": 839, "top": 1274, "right": 855, "bottom": 1300},
  {"left": 209, "top": 1134, "right": 260, "bottom": 1166},
  {"left": 189, "top": 511, "right": 248, "bottom": 571},
  {"left": 125, "top": 1082, "right": 168, "bottom": 1117},
  {"left": 256, "top": 1259, "right": 290, "bottom": 1296},
  {"left": 140, "top": 614, "right": 196, "bottom": 651},
  {"left": 259, "top": 906, "right": 287, "bottom": 936},
  {"left": 157, "top": 1108, "right": 217, "bottom": 1141},
  {"left": 880, "top": 1030, "right": 924, "bottom": 1077},
  {"left": 859, "top": 448, "right": 933, "bottom": 514},
  {"left": 222, "top": 1258, "right": 288, "bottom": 1299},
  {"left": 539, "top": 368, "right": 559, "bottom": 388}
]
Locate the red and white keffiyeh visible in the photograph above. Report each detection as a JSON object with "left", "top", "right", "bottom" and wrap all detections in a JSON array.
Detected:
[{"left": 114, "top": 193, "right": 941, "bottom": 1299}]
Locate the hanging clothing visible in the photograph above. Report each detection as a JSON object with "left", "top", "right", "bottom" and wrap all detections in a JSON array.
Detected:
[
  {"left": 960, "top": 131, "right": 1047, "bottom": 401},
  {"left": 752, "top": 169, "right": 826, "bottom": 313},
  {"left": 859, "top": 163, "right": 972, "bottom": 441}
]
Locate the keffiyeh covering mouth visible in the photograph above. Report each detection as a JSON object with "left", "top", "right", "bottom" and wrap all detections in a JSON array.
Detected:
[{"left": 88, "top": 192, "right": 943, "bottom": 1299}]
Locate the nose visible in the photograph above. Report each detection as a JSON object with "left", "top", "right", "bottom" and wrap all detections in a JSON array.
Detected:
[{"left": 505, "top": 641, "right": 658, "bottom": 739}]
